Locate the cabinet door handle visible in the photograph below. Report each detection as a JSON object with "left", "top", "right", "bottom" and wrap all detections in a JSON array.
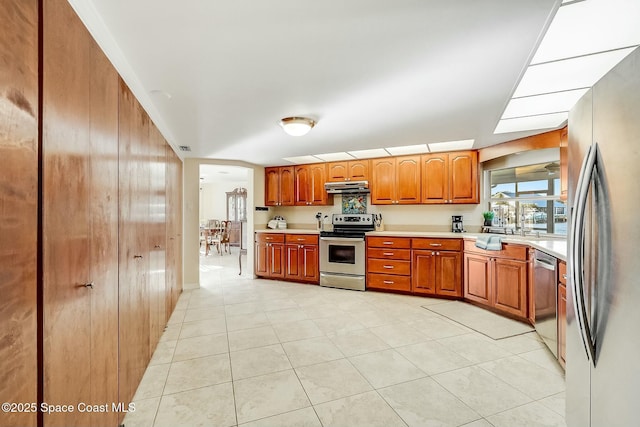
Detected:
[
  {"left": 383, "top": 265, "right": 394, "bottom": 269},
  {"left": 429, "top": 243, "right": 442, "bottom": 247},
  {"left": 383, "top": 252, "right": 394, "bottom": 256},
  {"left": 84, "top": 282, "right": 94, "bottom": 289},
  {"left": 154, "top": 245, "right": 161, "bottom": 249},
  {"left": 382, "top": 241, "right": 394, "bottom": 245},
  {"left": 383, "top": 280, "right": 394, "bottom": 285},
  {"left": 134, "top": 255, "right": 143, "bottom": 259},
  {"left": 297, "top": 238, "right": 305, "bottom": 241}
]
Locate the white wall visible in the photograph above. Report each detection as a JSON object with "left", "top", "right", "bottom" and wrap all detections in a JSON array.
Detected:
[
  {"left": 199, "top": 181, "right": 248, "bottom": 223},
  {"left": 273, "top": 198, "right": 486, "bottom": 232}
]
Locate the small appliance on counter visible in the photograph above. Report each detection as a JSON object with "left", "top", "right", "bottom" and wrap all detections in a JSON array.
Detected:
[
  {"left": 451, "top": 215, "right": 464, "bottom": 233},
  {"left": 267, "top": 215, "right": 287, "bottom": 229}
]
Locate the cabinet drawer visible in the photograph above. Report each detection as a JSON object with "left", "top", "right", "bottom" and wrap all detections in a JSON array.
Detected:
[
  {"left": 367, "top": 258, "right": 411, "bottom": 275},
  {"left": 559, "top": 261, "right": 567, "bottom": 285},
  {"left": 367, "top": 236, "right": 411, "bottom": 249},
  {"left": 412, "top": 238, "right": 461, "bottom": 251},
  {"left": 256, "top": 233, "right": 285, "bottom": 243},
  {"left": 367, "top": 274, "right": 411, "bottom": 292},
  {"left": 463, "top": 240, "right": 527, "bottom": 261},
  {"left": 367, "top": 248, "right": 411, "bottom": 260},
  {"left": 285, "top": 234, "right": 319, "bottom": 245}
]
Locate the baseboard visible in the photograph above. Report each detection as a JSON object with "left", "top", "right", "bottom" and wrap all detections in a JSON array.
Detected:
[{"left": 183, "top": 282, "right": 200, "bottom": 290}]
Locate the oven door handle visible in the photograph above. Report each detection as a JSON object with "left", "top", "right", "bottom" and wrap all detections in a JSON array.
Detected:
[{"left": 320, "top": 237, "right": 364, "bottom": 242}]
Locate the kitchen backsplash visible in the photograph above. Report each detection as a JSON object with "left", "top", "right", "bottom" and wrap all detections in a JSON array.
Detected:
[{"left": 272, "top": 194, "right": 486, "bottom": 232}]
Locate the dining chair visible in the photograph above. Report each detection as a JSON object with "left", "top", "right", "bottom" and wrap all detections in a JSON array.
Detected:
[{"left": 205, "top": 219, "right": 222, "bottom": 255}]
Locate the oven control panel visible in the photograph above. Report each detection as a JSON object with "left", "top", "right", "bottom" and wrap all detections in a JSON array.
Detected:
[{"left": 332, "top": 214, "right": 374, "bottom": 224}]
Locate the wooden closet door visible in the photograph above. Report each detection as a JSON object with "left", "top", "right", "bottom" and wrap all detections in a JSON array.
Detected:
[
  {"left": 165, "top": 146, "right": 181, "bottom": 317},
  {"left": 149, "top": 125, "right": 167, "bottom": 351},
  {"left": 43, "top": 0, "right": 92, "bottom": 424},
  {"left": 118, "top": 81, "right": 151, "bottom": 406},
  {"left": 88, "top": 35, "right": 119, "bottom": 427},
  {"left": 0, "top": 1, "right": 38, "bottom": 426}
]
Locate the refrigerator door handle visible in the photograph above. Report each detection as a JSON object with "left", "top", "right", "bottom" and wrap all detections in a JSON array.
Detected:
[{"left": 570, "top": 143, "right": 598, "bottom": 364}]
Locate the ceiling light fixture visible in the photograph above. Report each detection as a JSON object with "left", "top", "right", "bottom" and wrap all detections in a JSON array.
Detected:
[{"left": 279, "top": 117, "right": 316, "bottom": 136}]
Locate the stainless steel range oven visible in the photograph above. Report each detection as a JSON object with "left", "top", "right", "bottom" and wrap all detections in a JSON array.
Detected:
[{"left": 319, "top": 214, "right": 374, "bottom": 291}]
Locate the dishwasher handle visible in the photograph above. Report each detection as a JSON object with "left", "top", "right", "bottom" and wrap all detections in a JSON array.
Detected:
[{"left": 534, "top": 258, "right": 556, "bottom": 271}]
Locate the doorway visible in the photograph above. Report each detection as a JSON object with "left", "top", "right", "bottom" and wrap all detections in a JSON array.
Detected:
[{"left": 198, "top": 164, "right": 252, "bottom": 282}]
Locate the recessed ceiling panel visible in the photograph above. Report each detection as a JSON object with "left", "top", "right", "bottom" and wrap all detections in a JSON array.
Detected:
[
  {"left": 427, "top": 139, "right": 475, "bottom": 152},
  {"left": 347, "top": 148, "right": 391, "bottom": 159},
  {"left": 494, "top": 113, "right": 568, "bottom": 134},
  {"left": 385, "top": 144, "right": 429, "bottom": 156},
  {"left": 282, "top": 155, "right": 322, "bottom": 164},
  {"left": 502, "top": 88, "right": 588, "bottom": 118},
  {"left": 313, "top": 152, "right": 355, "bottom": 162},
  {"left": 532, "top": 0, "right": 640, "bottom": 64},
  {"left": 513, "top": 47, "right": 636, "bottom": 97}
]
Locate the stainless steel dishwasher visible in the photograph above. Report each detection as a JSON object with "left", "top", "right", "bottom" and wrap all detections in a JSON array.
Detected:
[{"left": 534, "top": 249, "right": 558, "bottom": 357}]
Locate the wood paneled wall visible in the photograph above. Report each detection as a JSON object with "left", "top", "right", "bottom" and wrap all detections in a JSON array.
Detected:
[
  {"left": 166, "top": 147, "right": 183, "bottom": 318},
  {"left": 1, "top": 0, "right": 183, "bottom": 426},
  {"left": 0, "top": 1, "right": 39, "bottom": 426},
  {"left": 118, "top": 80, "right": 152, "bottom": 406},
  {"left": 42, "top": 0, "right": 121, "bottom": 425}
]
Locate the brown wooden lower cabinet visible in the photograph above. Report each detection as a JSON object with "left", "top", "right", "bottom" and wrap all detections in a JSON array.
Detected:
[
  {"left": 411, "top": 238, "right": 462, "bottom": 297},
  {"left": 366, "top": 236, "right": 413, "bottom": 292},
  {"left": 366, "top": 237, "right": 462, "bottom": 297},
  {"left": 255, "top": 233, "right": 319, "bottom": 283},
  {"left": 463, "top": 240, "right": 529, "bottom": 320},
  {"left": 285, "top": 234, "right": 319, "bottom": 283},
  {"left": 255, "top": 233, "right": 285, "bottom": 279},
  {"left": 493, "top": 258, "right": 528, "bottom": 318}
]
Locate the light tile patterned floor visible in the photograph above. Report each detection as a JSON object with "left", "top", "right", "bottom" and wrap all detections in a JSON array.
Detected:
[{"left": 124, "top": 249, "right": 567, "bottom": 427}]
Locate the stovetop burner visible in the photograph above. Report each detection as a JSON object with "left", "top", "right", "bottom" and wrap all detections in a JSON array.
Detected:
[{"left": 321, "top": 213, "right": 375, "bottom": 239}]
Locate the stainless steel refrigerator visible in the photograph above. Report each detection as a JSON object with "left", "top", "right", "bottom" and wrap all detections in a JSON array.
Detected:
[{"left": 567, "top": 46, "right": 640, "bottom": 427}]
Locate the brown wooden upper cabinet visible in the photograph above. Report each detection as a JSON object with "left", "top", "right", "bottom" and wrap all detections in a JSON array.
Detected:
[
  {"left": 421, "top": 151, "right": 479, "bottom": 204},
  {"left": 295, "top": 163, "right": 333, "bottom": 206},
  {"left": 327, "top": 160, "right": 370, "bottom": 182},
  {"left": 371, "top": 155, "right": 421, "bottom": 204},
  {"left": 265, "top": 166, "right": 295, "bottom": 206}
]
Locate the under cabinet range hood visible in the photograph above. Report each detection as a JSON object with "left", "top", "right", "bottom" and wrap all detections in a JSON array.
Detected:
[{"left": 324, "top": 181, "right": 369, "bottom": 194}]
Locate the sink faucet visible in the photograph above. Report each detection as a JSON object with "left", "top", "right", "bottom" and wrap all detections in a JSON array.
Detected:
[{"left": 519, "top": 206, "right": 528, "bottom": 236}]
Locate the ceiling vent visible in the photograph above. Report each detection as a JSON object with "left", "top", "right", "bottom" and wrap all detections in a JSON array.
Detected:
[{"left": 178, "top": 145, "right": 191, "bottom": 152}]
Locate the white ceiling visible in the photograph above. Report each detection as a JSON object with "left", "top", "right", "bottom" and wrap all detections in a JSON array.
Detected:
[
  {"left": 70, "top": 0, "right": 563, "bottom": 166},
  {"left": 199, "top": 164, "right": 249, "bottom": 184}
]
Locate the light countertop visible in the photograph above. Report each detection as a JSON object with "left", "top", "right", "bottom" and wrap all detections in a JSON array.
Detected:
[
  {"left": 364, "top": 231, "right": 567, "bottom": 260},
  {"left": 255, "top": 228, "right": 320, "bottom": 234},
  {"left": 255, "top": 229, "right": 567, "bottom": 260}
]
